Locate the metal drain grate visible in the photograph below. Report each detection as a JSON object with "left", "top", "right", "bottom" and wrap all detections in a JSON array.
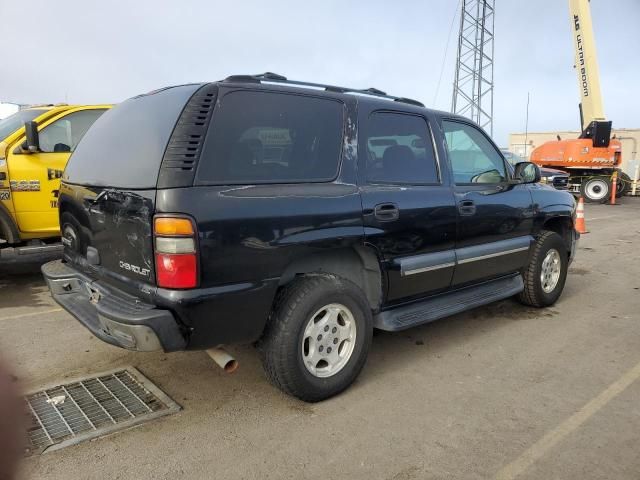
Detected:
[{"left": 25, "top": 367, "right": 180, "bottom": 455}]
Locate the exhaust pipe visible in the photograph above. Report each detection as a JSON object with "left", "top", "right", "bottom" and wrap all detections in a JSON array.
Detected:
[{"left": 206, "top": 348, "right": 239, "bottom": 374}]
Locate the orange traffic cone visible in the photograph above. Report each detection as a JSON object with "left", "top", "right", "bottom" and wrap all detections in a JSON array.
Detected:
[
  {"left": 575, "top": 197, "right": 588, "bottom": 234},
  {"left": 610, "top": 170, "right": 618, "bottom": 205}
]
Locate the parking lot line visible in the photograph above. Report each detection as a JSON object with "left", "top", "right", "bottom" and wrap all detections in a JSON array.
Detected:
[
  {"left": 587, "top": 215, "right": 622, "bottom": 221},
  {"left": 494, "top": 359, "right": 640, "bottom": 480},
  {"left": 0, "top": 308, "right": 62, "bottom": 322}
]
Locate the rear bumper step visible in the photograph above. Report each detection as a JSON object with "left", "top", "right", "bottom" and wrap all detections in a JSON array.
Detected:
[
  {"left": 374, "top": 274, "right": 524, "bottom": 331},
  {"left": 41, "top": 260, "right": 186, "bottom": 352}
]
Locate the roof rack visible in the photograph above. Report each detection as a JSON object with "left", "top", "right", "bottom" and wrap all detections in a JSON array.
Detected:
[{"left": 222, "top": 72, "right": 425, "bottom": 108}]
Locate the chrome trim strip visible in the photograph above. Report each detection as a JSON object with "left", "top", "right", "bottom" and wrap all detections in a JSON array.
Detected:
[
  {"left": 397, "top": 249, "right": 456, "bottom": 277},
  {"left": 456, "top": 246, "right": 529, "bottom": 264},
  {"left": 404, "top": 262, "right": 455, "bottom": 276},
  {"left": 455, "top": 235, "right": 533, "bottom": 263},
  {"left": 397, "top": 237, "right": 532, "bottom": 276}
]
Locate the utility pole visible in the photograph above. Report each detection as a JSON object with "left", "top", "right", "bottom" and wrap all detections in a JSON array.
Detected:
[{"left": 451, "top": 0, "right": 496, "bottom": 136}]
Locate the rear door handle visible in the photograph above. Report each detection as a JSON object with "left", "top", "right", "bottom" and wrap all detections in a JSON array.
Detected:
[
  {"left": 374, "top": 203, "right": 400, "bottom": 222},
  {"left": 458, "top": 200, "right": 476, "bottom": 216}
]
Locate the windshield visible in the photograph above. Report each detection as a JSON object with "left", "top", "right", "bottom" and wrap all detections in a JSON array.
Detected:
[{"left": 0, "top": 109, "right": 46, "bottom": 141}]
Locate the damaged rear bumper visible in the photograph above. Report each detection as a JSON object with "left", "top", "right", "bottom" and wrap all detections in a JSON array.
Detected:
[{"left": 41, "top": 260, "right": 186, "bottom": 352}]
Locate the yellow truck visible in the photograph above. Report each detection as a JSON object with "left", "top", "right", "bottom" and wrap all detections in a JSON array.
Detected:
[{"left": 0, "top": 104, "right": 110, "bottom": 261}]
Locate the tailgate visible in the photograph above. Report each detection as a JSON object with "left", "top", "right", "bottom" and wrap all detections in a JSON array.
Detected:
[{"left": 59, "top": 183, "right": 156, "bottom": 285}]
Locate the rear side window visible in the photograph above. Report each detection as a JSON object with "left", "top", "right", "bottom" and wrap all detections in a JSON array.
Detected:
[
  {"left": 365, "top": 112, "right": 439, "bottom": 184},
  {"left": 196, "top": 91, "right": 344, "bottom": 184}
]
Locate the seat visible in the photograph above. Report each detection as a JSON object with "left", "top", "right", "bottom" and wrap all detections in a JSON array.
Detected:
[
  {"left": 227, "top": 142, "right": 258, "bottom": 178},
  {"left": 382, "top": 145, "right": 415, "bottom": 180},
  {"left": 53, "top": 143, "right": 71, "bottom": 153}
]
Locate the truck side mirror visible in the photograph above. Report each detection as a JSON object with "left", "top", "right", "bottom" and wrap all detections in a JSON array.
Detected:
[
  {"left": 514, "top": 162, "right": 541, "bottom": 184},
  {"left": 23, "top": 121, "right": 40, "bottom": 153}
]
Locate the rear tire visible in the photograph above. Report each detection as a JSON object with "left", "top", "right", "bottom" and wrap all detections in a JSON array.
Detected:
[
  {"left": 258, "top": 274, "right": 373, "bottom": 402},
  {"left": 60, "top": 212, "right": 85, "bottom": 254},
  {"left": 616, "top": 172, "right": 631, "bottom": 197},
  {"left": 580, "top": 176, "right": 610, "bottom": 203},
  {"left": 518, "top": 231, "right": 568, "bottom": 308}
]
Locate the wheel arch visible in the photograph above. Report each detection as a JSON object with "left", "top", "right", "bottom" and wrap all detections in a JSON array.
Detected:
[
  {"left": 541, "top": 215, "right": 574, "bottom": 259},
  {"left": 58, "top": 194, "right": 93, "bottom": 249},
  {"left": 278, "top": 246, "right": 383, "bottom": 311},
  {"left": 0, "top": 201, "right": 20, "bottom": 244}
]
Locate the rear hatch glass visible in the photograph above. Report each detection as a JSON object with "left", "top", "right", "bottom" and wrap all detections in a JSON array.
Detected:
[{"left": 63, "top": 84, "right": 202, "bottom": 188}]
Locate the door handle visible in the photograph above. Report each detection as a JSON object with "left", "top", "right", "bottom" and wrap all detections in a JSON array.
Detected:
[
  {"left": 374, "top": 203, "right": 400, "bottom": 222},
  {"left": 458, "top": 200, "right": 476, "bottom": 216}
]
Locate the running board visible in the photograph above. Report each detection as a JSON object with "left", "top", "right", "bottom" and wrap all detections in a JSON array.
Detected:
[
  {"left": 0, "top": 242, "right": 63, "bottom": 264},
  {"left": 374, "top": 274, "right": 524, "bottom": 331}
]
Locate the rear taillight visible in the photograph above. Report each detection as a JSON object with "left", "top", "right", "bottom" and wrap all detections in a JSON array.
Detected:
[{"left": 154, "top": 216, "right": 198, "bottom": 289}]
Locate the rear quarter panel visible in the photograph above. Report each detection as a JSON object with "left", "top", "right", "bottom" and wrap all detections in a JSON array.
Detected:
[
  {"left": 154, "top": 94, "right": 362, "bottom": 348},
  {"left": 155, "top": 182, "right": 364, "bottom": 348}
]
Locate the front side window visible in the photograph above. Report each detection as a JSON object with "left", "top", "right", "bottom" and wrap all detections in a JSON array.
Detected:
[
  {"left": 38, "top": 109, "right": 106, "bottom": 153},
  {"left": 442, "top": 120, "right": 507, "bottom": 184},
  {"left": 197, "top": 91, "right": 344, "bottom": 184},
  {"left": 365, "top": 112, "right": 439, "bottom": 184}
]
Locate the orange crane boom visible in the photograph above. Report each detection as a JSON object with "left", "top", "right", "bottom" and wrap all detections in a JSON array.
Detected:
[{"left": 529, "top": 0, "right": 624, "bottom": 203}]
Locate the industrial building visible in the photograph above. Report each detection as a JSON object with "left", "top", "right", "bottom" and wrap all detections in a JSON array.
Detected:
[{"left": 509, "top": 128, "right": 640, "bottom": 176}]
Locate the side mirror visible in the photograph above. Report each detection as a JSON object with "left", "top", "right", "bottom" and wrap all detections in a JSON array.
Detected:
[
  {"left": 23, "top": 121, "right": 40, "bottom": 153},
  {"left": 514, "top": 161, "right": 541, "bottom": 184}
]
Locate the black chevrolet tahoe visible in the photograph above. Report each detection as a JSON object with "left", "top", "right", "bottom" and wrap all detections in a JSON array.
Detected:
[{"left": 43, "top": 73, "right": 578, "bottom": 402}]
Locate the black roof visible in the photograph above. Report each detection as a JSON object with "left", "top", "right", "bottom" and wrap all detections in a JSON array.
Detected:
[{"left": 216, "top": 72, "right": 477, "bottom": 126}]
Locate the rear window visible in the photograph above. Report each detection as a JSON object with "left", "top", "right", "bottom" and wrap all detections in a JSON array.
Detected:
[
  {"left": 196, "top": 90, "right": 344, "bottom": 184},
  {"left": 63, "top": 84, "right": 202, "bottom": 188},
  {"left": 365, "top": 112, "right": 439, "bottom": 185}
]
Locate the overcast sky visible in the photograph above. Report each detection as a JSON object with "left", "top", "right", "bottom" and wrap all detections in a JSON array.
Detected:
[{"left": 1, "top": 0, "right": 638, "bottom": 145}]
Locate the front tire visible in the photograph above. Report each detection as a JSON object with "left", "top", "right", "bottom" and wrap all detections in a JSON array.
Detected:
[
  {"left": 518, "top": 231, "right": 568, "bottom": 308},
  {"left": 259, "top": 274, "right": 373, "bottom": 402}
]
